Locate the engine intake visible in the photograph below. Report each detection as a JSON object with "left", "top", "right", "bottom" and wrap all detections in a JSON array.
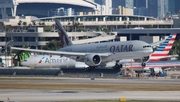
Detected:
[{"left": 84, "top": 54, "right": 102, "bottom": 66}]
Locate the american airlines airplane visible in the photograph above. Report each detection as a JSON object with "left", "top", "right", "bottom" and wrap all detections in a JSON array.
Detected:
[
  {"left": 11, "top": 19, "right": 153, "bottom": 70},
  {"left": 21, "top": 55, "right": 89, "bottom": 69},
  {"left": 121, "top": 33, "right": 178, "bottom": 73},
  {"left": 21, "top": 55, "right": 116, "bottom": 69}
]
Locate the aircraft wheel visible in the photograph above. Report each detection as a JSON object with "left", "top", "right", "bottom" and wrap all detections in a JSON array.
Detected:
[
  {"left": 141, "top": 62, "right": 146, "bottom": 67},
  {"left": 85, "top": 66, "right": 95, "bottom": 72}
]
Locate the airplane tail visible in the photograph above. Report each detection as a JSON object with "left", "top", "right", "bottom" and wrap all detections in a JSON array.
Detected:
[
  {"left": 148, "top": 33, "right": 177, "bottom": 62},
  {"left": 54, "top": 19, "right": 73, "bottom": 48}
]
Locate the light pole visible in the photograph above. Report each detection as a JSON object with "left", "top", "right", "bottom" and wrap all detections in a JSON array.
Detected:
[
  {"left": 83, "top": 17, "right": 86, "bottom": 29},
  {"left": 105, "top": 16, "right": 107, "bottom": 29},
  {"left": 49, "top": 54, "right": 52, "bottom": 69},
  {"left": 116, "top": 17, "right": 118, "bottom": 29},
  {"left": 74, "top": 17, "right": 77, "bottom": 32}
]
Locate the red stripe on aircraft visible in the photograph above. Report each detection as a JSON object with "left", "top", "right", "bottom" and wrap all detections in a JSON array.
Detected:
[
  {"left": 151, "top": 54, "right": 168, "bottom": 56},
  {"left": 166, "top": 43, "right": 173, "bottom": 46},
  {"left": 163, "top": 48, "right": 171, "bottom": 51},
  {"left": 170, "top": 38, "right": 175, "bottom": 40}
]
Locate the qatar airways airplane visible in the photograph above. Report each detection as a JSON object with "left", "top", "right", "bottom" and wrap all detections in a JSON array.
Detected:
[
  {"left": 21, "top": 33, "right": 176, "bottom": 70},
  {"left": 11, "top": 19, "right": 153, "bottom": 70}
]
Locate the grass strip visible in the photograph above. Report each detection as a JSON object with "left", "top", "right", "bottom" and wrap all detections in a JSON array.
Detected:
[{"left": 0, "top": 82, "right": 180, "bottom": 91}]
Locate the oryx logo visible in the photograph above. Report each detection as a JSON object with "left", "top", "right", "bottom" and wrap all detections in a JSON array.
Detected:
[
  {"left": 38, "top": 56, "right": 45, "bottom": 64},
  {"left": 56, "top": 22, "right": 69, "bottom": 47}
]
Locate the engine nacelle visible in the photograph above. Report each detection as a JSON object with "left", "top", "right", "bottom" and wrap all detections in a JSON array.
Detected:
[{"left": 84, "top": 54, "right": 102, "bottom": 66}]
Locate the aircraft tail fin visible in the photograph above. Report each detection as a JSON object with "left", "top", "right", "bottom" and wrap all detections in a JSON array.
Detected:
[
  {"left": 54, "top": 19, "right": 73, "bottom": 48},
  {"left": 148, "top": 33, "right": 177, "bottom": 62}
]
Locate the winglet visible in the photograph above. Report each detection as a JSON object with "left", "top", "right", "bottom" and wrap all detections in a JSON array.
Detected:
[
  {"left": 148, "top": 33, "right": 177, "bottom": 62},
  {"left": 54, "top": 19, "right": 73, "bottom": 48}
]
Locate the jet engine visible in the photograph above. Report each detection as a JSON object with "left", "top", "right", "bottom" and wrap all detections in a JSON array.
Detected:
[{"left": 84, "top": 54, "right": 102, "bottom": 66}]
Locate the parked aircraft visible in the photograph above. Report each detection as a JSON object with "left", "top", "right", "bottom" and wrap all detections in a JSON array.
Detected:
[
  {"left": 11, "top": 19, "right": 153, "bottom": 70},
  {"left": 121, "top": 33, "right": 178, "bottom": 73},
  {"left": 147, "top": 33, "right": 177, "bottom": 62},
  {"left": 21, "top": 54, "right": 116, "bottom": 70},
  {"left": 21, "top": 55, "right": 89, "bottom": 69}
]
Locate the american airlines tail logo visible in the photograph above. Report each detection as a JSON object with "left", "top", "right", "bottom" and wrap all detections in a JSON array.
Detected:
[
  {"left": 38, "top": 56, "right": 45, "bottom": 64},
  {"left": 152, "top": 33, "right": 176, "bottom": 56},
  {"left": 149, "top": 33, "right": 177, "bottom": 62},
  {"left": 56, "top": 23, "right": 69, "bottom": 47}
]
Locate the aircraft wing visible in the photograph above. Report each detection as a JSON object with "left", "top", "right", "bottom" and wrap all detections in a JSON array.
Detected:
[
  {"left": 150, "top": 39, "right": 165, "bottom": 47},
  {"left": 11, "top": 47, "right": 111, "bottom": 57}
]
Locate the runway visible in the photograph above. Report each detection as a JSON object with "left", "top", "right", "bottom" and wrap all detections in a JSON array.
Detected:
[
  {"left": 1, "top": 76, "right": 180, "bottom": 86},
  {"left": 0, "top": 89, "right": 180, "bottom": 102},
  {"left": 0, "top": 77, "right": 180, "bottom": 102}
]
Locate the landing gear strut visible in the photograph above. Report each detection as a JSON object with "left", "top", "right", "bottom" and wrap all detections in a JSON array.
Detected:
[
  {"left": 113, "top": 60, "right": 122, "bottom": 70},
  {"left": 141, "top": 62, "right": 146, "bottom": 67}
]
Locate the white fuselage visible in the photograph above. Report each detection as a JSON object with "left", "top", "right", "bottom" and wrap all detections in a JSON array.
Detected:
[
  {"left": 59, "top": 40, "right": 153, "bottom": 62},
  {"left": 21, "top": 55, "right": 88, "bottom": 68}
]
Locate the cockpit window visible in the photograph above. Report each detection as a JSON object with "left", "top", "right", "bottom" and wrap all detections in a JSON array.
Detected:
[{"left": 143, "top": 45, "right": 151, "bottom": 48}]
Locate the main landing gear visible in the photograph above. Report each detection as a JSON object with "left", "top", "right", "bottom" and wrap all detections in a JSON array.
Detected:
[
  {"left": 141, "top": 62, "right": 146, "bottom": 67},
  {"left": 112, "top": 60, "right": 122, "bottom": 70},
  {"left": 85, "top": 66, "right": 96, "bottom": 71}
]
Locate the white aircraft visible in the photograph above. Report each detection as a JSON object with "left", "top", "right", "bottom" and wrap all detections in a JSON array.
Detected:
[
  {"left": 11, "top": 19, "right": 153, "bottom": 70},
  {"left": 21, "top": 54, "right": 116, "bottom": 70},
  {"left": 21, "top": 55, "right": 89, "bottom": 69},
  {"left": 121, "top": 33, "right": 178, "bottom": 75},
  {"left": 21, "top": 33, "right": 175, "bottom": 71}
]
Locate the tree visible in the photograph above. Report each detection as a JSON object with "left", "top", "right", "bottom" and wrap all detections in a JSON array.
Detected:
[
  {"left": 38, "top": 22, "right": 42, "bottom": 26},
  {"left": 124, "top": 22, "right": 127, "bottom": 28},
  {"left": 95, "top": 26, "right": 102, "bottom": 31},
  {"left": 171, "top": 40, "right": 180, "bottom": 60},
  {"left": 148, "top": 25, "right": 153, "bottom": 28},
  {"left": 65, "top": 22, "right": 72, "bottom": 32},
  {"left": 42, "top": 40, "right": 62, "bottom": 51},
  {"left": 12, "top": 45, "right": 30, "bottom": 66},
  {"left": 128, "top": 22, "right": 131, "bottom": 28},
  {"left": 5, "top": 26, "right": 11, "bottom": 32},
  {"left": 0, "top": 22, "right": 5, "bottom": 31},
  {"left": 22, "top": 22, "right": 27, "bottom": 30},
  {"left": 41, "top": 22, "right": 45, "bottom": 26},
  {"left": 28, "top": 23, "right": 32, "bottom": 28},
  {"left": 43, "top": 26, "right": 52, "bottom": 32},
  {"left": 32, "top": 21, "right": 36, "bottom": 26},
  {"left": 18, "top": 20, "right": 22, "bottom": 26},
  {"left": 102, "top": 27, "right": 109, "bottom": 32},
  {"left": 72, "top": 21, "right": 83, "bottom": 32},
  {"left": 23, "top": 22, "right": 27, "bottom": 26}
]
